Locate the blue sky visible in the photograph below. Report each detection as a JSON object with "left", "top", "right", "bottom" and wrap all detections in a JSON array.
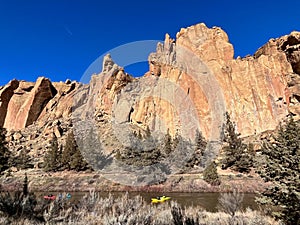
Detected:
[{"left": 0, "top": 0, "right": 300, "bottom": 86}]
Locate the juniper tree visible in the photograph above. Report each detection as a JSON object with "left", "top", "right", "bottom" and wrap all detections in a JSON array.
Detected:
[
  {"left": 221, "top": 112, "right": 253, "bottom": 173},
  {"left": 195, "top": 130, "right": 207, "bottom": 157},
  {"left": 10, "top": 149, "right": 34, "bottom": 170},
  {"left": 256, "top": 117, "right": 300, "bottom": 225},
  {"left": 172, "top": 130, "right": 180, "bottom": 150},
  {"left": 195, "top": 130, "right": 207, "bottom": 167},
  {"left": 145, "top": 126, "right": 151, "bottom": 138},
  {"left": 23, "top": 173, "right": 28, "bottom": 196},
  {"left": 70, "top": 150, "right": 88, "bottom": 171},
  {"left": 62, "top": 131, "right": 88, "bottom": 171},
  {"left": 203, "top": 161, "right": 221, "bottom": 186},
  {"left": 61, "top": 131, "right": 75, "bottom": 170},
  {"left": 162, "top": 129, "right": 172, "bottom": 156},
  {"left": 184, "top": 130, "right": 207, "bottom": 169},
  {"left": 43, "top": 135, "right": 60, "bottom": 172}
]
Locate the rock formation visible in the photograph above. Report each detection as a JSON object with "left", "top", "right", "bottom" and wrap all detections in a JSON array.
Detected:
[
  {"left": 117, "top": 23, "right": 300, "bottom": 138},
  {"left": 0, "top": 23, "right": 300, "bottom": 162},
  {"left": 0, "top": 77, "right": 79, "bottom": 131}
]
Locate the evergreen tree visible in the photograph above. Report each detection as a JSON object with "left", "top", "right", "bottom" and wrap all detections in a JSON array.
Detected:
[
  {"left": 62, "top": 131, "right": 88, "bottom": 171},
  {"left": 221, "top": 112, "right": 253, "bottom": 173},
  {"left": 195, "top": 130, "right": 207, "bottom": 157},
  {"left": 43, "top": 135, "right": 60, "bottom": 172},
  {"left": 137, "top": 130, "right": 143, "bottom": 139},
  {"left": 70, "top": 149, "right": 88, "bottom": 171},
  {"left": 11, "top": 149, "right": 34, "bottom": 170},
  {"left": 237, "top": 143, "right": 255, "bottom": 173},
  {"left": 162, "top": 129, "right": 172, "bottom": 156},
  {"left": 184, "top": 130, "right": 207, "bottom": 169},
  {"left": 172, "top": 130, "right": 180, "bottom": 150},
  {"left": 23, "top": 173, "right": 28, "bottom": 196},
  {"left": 61, "top": 132, "right": 75, "bottom": 170},
  {"left": 203, "top": 161, "right": 221, "bottom": 186},
  {"left": 257, "top": 117, "right": 300, "bottom": 225},
  {"left": 195, "top": 129, "right": 207, "bottom": 166},
  {"left": 0, "top": 127, "right": 10, "bottom": 173}
]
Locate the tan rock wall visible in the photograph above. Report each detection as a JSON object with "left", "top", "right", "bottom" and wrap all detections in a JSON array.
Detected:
[
  {"left": 1, "top": 23, "right": 300, "bottom": 141},
  {"left": 130, "top": 23, "right": 298, "bottom": 137},
  {"left": 1, "top": 77, "right": 78, "bottom": 131}
]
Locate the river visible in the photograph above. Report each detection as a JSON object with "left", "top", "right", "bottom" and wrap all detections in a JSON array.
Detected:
[{"left": 37, "top": 191, "right": 258, "bottom": 212}]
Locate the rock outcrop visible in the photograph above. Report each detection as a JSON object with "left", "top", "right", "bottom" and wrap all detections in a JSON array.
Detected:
[
  {"left": 125, "top": 23, "right": 300, "bottom": 138},
  {"left": 0, "top": 77, "right": 79, "bottom": 131},
  {"left": 0, "top": 79, "right": 19, "bottom": 127},
  {"left": 1, "top": 22, "right": 300, "bottom": 150}
]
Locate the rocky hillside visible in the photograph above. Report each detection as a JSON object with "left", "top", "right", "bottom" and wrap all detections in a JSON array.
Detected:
[{"left": 1, "top": 23, "right": 300, "bottom": 170}]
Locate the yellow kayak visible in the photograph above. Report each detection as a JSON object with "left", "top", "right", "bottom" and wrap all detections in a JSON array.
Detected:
[{"left": 151, "top": 196, "right": 171, "bottom": 203}]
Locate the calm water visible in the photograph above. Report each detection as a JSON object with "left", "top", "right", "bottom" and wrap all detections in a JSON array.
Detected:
[{"left": 37, "top": 192, "right": 258, "bottom": 212}]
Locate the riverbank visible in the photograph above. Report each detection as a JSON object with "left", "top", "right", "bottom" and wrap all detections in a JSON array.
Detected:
[{"left": 0, "top": 169, "right": 269, "bottom": 193}]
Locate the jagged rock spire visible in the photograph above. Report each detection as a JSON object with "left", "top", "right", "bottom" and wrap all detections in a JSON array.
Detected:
[{"left": 102, "top": 54, "right": 120, "bottom": 74}]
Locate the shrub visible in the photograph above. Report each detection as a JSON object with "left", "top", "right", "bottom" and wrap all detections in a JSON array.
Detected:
[
  {"left": 0, "top": 174, "right": 47, "bottom": 223},
  {"left": 0, "top": 191, "right": 279, "bottom": 225},
  {"left": 171, "top": 204, "right": 184, "bottom": 225},
  {"left": 218, "top": 189, "right": 244, "bottom": 217}
]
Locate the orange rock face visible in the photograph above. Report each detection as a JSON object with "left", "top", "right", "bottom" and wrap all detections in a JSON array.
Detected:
[
  {"left": 1, "top": 23, "right": 300, "bottom": 141},
  {"left": 0, "top": 77, "right": 78, "bottom": 131},
  {"left": 0, "top": 79, "right": 19, "bottom": 127},
  {"left": 126, "top": 23, "right": 299, "bottom": 138}
]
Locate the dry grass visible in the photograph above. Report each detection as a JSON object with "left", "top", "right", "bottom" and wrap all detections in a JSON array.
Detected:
[{"left": 0, "top": 191, "right": 279, "bottom": 225}]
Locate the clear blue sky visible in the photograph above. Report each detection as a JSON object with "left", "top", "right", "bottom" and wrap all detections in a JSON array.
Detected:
[{"left": 0, "top": 0, "right": 300, "bottom": 86}]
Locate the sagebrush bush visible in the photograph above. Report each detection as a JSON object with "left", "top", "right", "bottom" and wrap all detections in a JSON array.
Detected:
[
  {"left": 0, "top": 191, "right": 279, "bottom": 225},
  {"left": 218, "top": 189, "right": 244, "bottom": 217}
]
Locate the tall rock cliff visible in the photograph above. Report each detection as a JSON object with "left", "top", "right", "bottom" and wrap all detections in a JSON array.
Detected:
[
  {"left": 123, "top": 23, "right": 300, "bottom": 138},
  {"left": 1, "top": 23, "right": 300, "bottom": 143}
]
